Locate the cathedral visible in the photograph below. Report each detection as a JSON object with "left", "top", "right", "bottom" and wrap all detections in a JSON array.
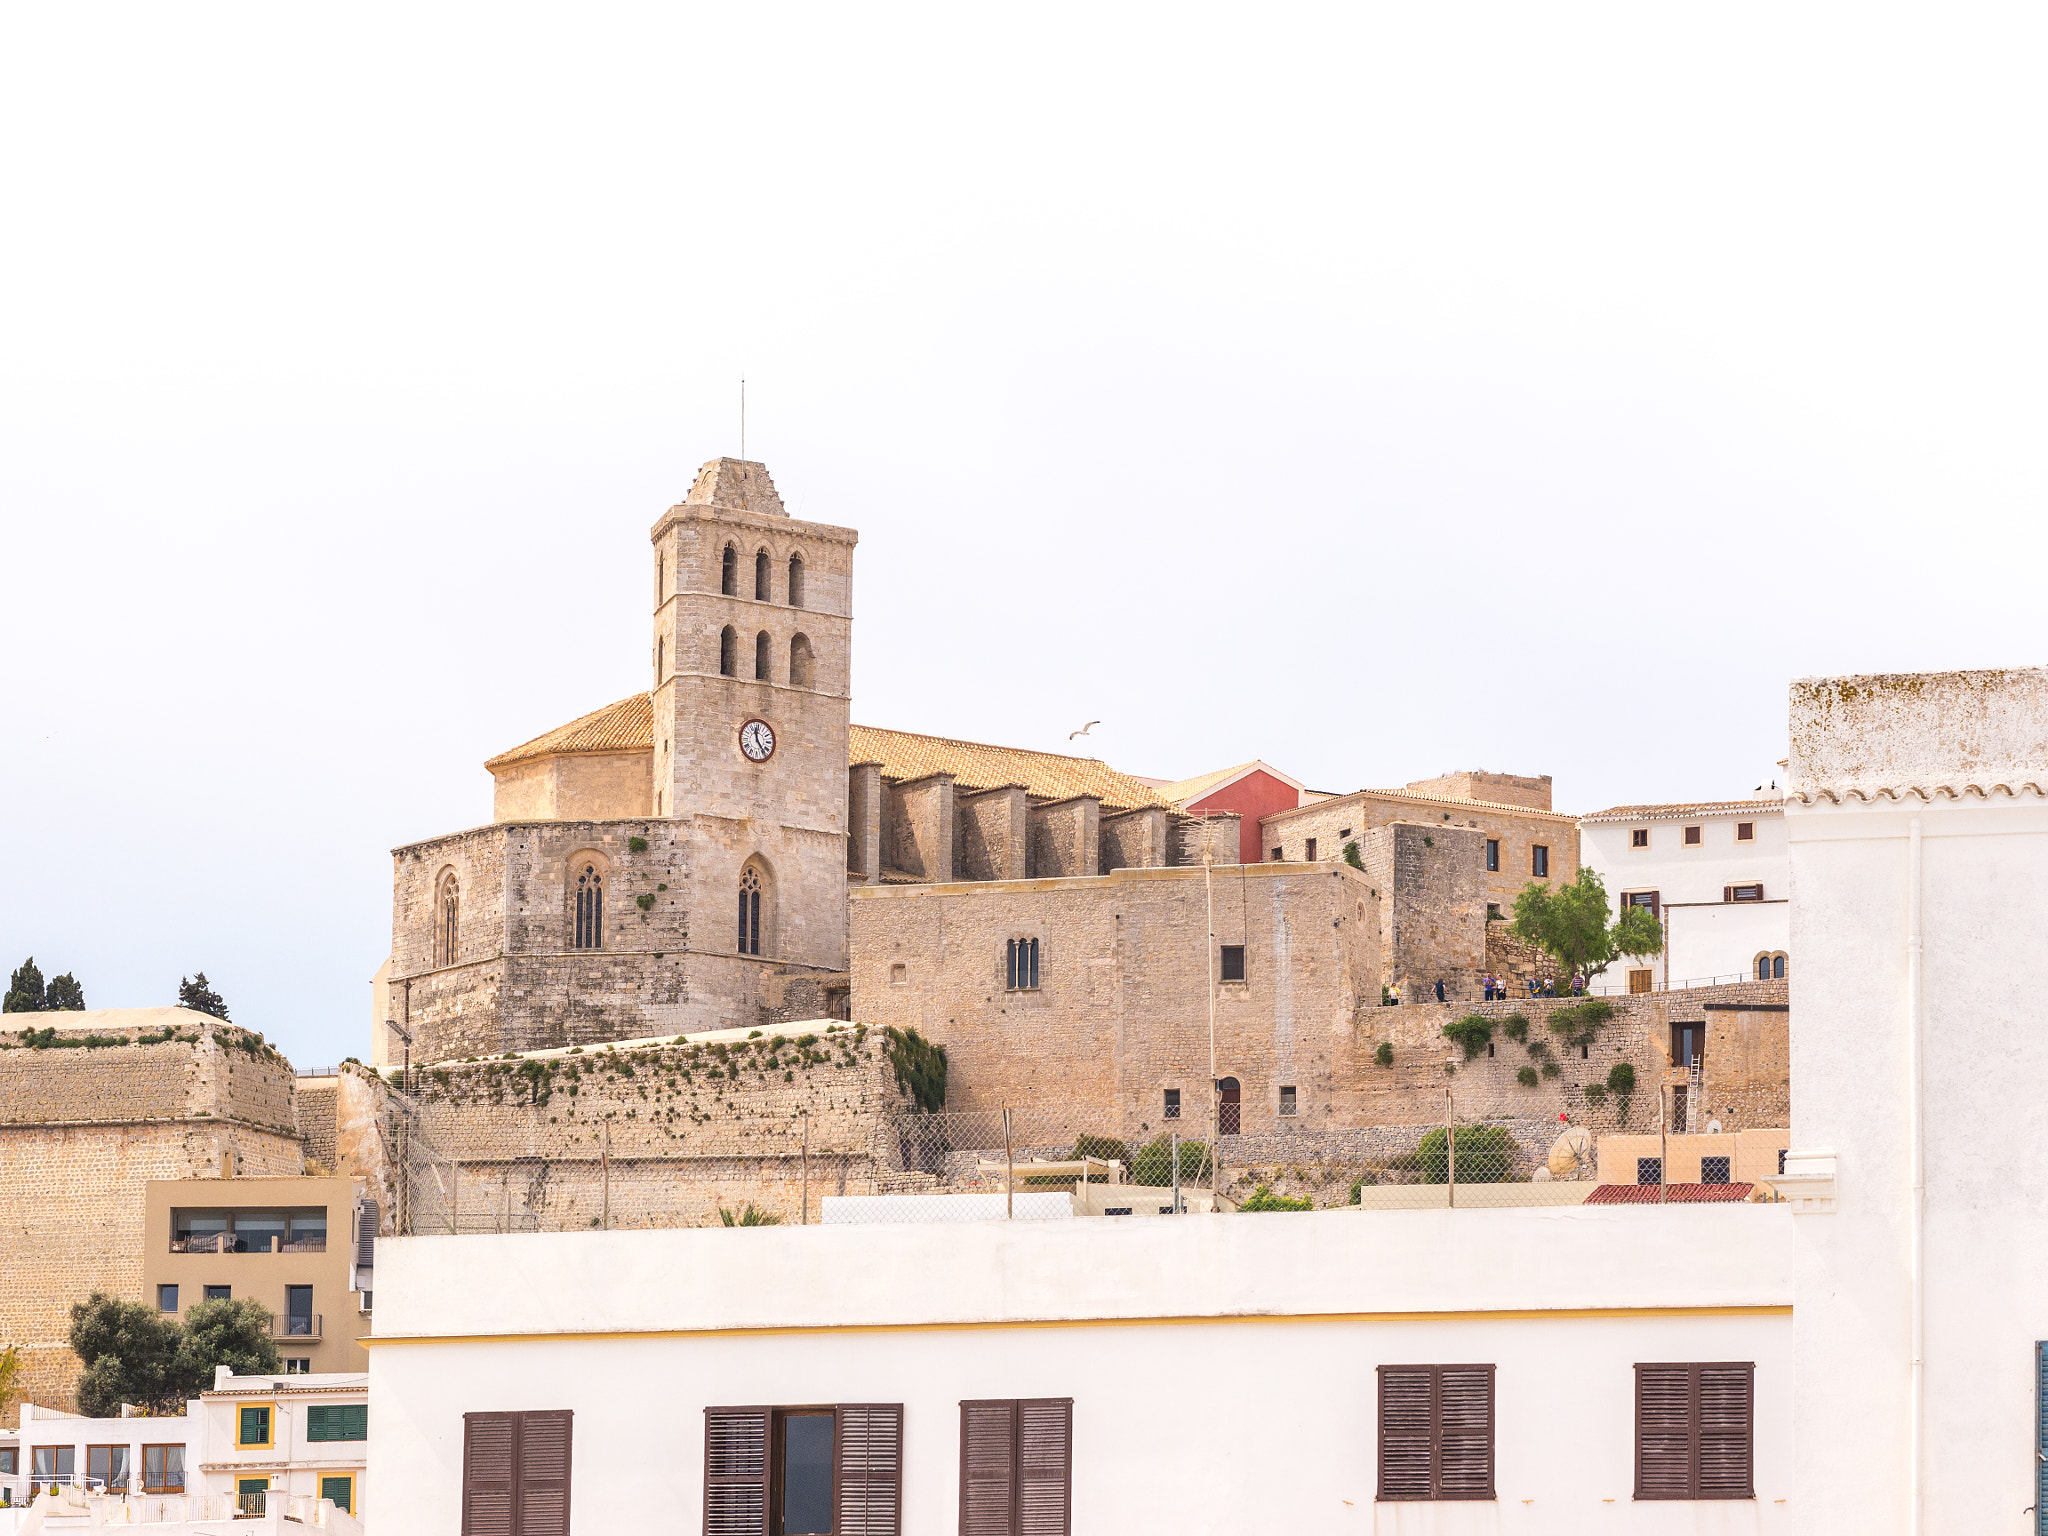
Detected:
[{"left": 374, "top": 458, "right": 1216, "bottom": 1069}]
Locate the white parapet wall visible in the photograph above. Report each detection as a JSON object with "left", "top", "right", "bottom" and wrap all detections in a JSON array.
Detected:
[{"left": 369, "top": 1206, "right": 1792, "bottom": 1535}]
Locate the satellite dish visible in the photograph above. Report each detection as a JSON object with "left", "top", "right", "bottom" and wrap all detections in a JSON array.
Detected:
[{"left": 1706, "top": 1118, "right": 1724, "bottom": 1135}]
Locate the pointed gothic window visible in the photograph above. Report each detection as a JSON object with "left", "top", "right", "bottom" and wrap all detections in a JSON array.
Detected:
[
  {"left": 789, "top": 633, "right": 815, "bottom": 688},
  {"left": 574, "top": 864, "right": 604, "bottom": 950},
  {"left": 721, "top": 543, "right": 739, "bottom": 597},
  {"left": 720, "top": 625, "right": 738, "bottom": 677},
  {"left": 433, "top": 872, "right": 459, "bottom": 968},
  {"left": 787, "top": 553, "right": 805, "bottom": 609},
  {"left": 755, "top": 629, "right": 772, "bottom": 681},
  {"left": 738, "top": 866, "right": 763, "bottom": 955},
  {"left": 755, "top": 548, "right": 771, "bottom": 601}
]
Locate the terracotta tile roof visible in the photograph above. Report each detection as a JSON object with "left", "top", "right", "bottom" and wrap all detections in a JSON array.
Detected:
[
  {"left": 849, "top": 725, "right": 1170, "bottom": 811},
  {"left": 485, "top": 695, "right": 654, "bottom": 770},
  {"left": 1581, "top": 1182, "right": 1756, "bottom": 1204},
  {"left": 1580, "top": 798, "right": 1783, "bottom": 823},
  {"left": 485, "top": 704, "right": 1169, "bottom": 812}
]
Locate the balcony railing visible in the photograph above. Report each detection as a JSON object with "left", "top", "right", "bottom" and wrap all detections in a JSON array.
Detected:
[
  {"left": 270, "top": 1313, "right": 323, "bottom": 1339},
  {"left": 169, "top": 1235, "right": 325, "bottom": 1254}
]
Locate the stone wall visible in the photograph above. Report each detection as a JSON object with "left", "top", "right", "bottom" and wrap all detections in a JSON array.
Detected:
[
  {"left": 402, "top": 1027, "right": 901, "bottom": 1228},
  {"left": 298, "top": 1079, "right": 339, "bottom": 1171},
  {"left": 885, "top": 775, "right": 955, "bottom": 881},
  {"left": 1262, "top": 788, "right": 1581, "bottom": 917},
  {"left": 0, "top": 1011, "right": 305, "bottom": 1421},
  {"left": 1100, "top": 807, "right": 1167, "bottom": 873},
  {"left": 847, "top": 762, "right": 882, "bottom": 881},
  {"left": 849, "top": 862, "right": 1382, "bottom": 1134},
  {"left": 956, "top": 786, "right": 1028, "bottom": 882},
  {"left": 1028, "top": 796, "right": 1099, "bottom": 879},
  {"left": 1405, "top": 770, "right": 1553, "bottom": 812},
  {"left": 1168, "top": 811, "right": 1242, "bottom": 868}
]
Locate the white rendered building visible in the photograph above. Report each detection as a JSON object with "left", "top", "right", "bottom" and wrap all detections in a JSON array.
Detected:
[
  {"left": 1580, "top": 796, "right": 1788, "bottom": 992},
  {"left": 370, "top": 1209, "right": 1794, "bottom": 1535},
  {"left": 1782, "top": 667, "right": 2048, "bottom": 1533},
  {"left": 2, "top": 1371, "right": 365, "bottom": 1529}
]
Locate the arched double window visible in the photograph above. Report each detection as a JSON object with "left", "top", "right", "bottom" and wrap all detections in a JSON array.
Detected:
[
  {"left": 1005, "top": 937, "right": 1040, "bottom": 991},
  {"left": 787, "top": 553, "right": 805, "bottom": 609},
  {"left": 755, "top": 630, "right": 772, "bottom": 681},
  {"left": 789, "top": 633, "right": 815, "bottom": 688},
  {"left": 574, "top": 863, "right": 605, "bottom": 949},
  {"left": 738, "top": 865, "right": 764, "bottom": 955},
  {"left": 720, "top": 625, "right": 738, "bottom": 677},
  {"left": 433, "top": 871, "right": 459, "bottom": 968},
  {"left": 1755, "top": 952, "right": 1788, "bottom": 980},
  {"left": 721, "top": 543, "right": 739, "bottom": 597},
  {"left": 755, "top": 549, "right": 772, "bottom": 601}
]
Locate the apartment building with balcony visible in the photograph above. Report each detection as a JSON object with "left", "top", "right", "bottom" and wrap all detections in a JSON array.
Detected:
[{"left": 143, "top": 1177, "right": 375, "bottom": 1375}]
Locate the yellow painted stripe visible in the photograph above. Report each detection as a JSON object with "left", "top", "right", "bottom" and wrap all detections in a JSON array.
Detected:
[{"left": 363, "top": 1304, "right": 1791, "bottom": 1348}]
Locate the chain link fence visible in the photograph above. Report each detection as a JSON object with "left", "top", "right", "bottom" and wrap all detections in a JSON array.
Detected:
[{"left": 390, "top": 1073, "right": 1789, "bottom": 1230}]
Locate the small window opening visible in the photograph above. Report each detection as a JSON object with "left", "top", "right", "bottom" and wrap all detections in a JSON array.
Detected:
[
  {"left": 789, "top": 633, "right": 815, "bottom": 688},
  {"left": 738, "top": 865, "right": 763, "bottom": 955},
  {"left": 574, "top": 864, "right": 604, "bottom": 950},
  {"left": 755, "top": 629, "right": 772, "bottom": 681},
  {"left": 1636, "top": 1157, "right": 1663, "bottom": 1186},
  {"left": 1701, "top": 1156, "right": 1731, "bottom": 1185},
  {"left": 1684, "top": 825, "right": 1703, "bottom": 846},
  {"left": 1163, "top": 1088, "right": 1181, "bottom": 1120},
  {"left": 721, "top": 543, "right": 738, "bottom": 596},
  {"left": 787, "top": 553, "right": 805, "bottom": 608},
  {"left": 1736, "top": 821, "right": 1755, "bottom": 842},
  {"left": 720, "top": 625, "right": 738, "bottom": 677},
  {"left": 1305, "top": 837, "right": 1318, "bottom": 861},
  {"left": 1219, "top": 944, "right": 1246, "bottom": 983},
  {"left": 1486, "top": 839, "right": 1500, "bottom": 872},
  {"left": 1279, "top": 1086, "right": 1297, "bottom": 1116},
  {"left": 755, "top": 548, "right": 771, "bottom": 601},
  {"left": 1531, "top": 845, "right": 1549, "bottom": 878},
  {"left": 1631, "top": 828, "right": 1650, "bottom": 848},
  {"left": 1270, "top": 847, "right": 1283, "bottom": 861},
  {"left": 1005, "top": 937, "right": 1040, "bottom": 991}
]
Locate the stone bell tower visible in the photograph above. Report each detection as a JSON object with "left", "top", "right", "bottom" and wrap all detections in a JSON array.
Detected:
[{"left": 649, "top": 459, "right": 857, "bottom": 972}]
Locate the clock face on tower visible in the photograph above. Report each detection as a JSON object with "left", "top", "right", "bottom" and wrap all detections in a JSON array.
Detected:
[{"left": 739, "top": 719, "right": 776, "bottom": 763}]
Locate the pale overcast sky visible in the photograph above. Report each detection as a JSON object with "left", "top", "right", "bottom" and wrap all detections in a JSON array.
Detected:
[{"left": 3, "top": 8, "right": 2043, "bottom": 1064}]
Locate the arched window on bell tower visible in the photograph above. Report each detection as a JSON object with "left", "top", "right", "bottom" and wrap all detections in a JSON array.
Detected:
[
  {"left": 433, "top": 870, "right": 459, "bottom": 968},
  {"left": 721, "top": 543, "right": 739, "bottom": 596},
  {"left": 574, "top": 861, "right": 605, "bottom": 950},
  {"left": 789, "top": 633, "right": 815, "bottom": 688},
  {"left": 738, "top": 863, "right": 765, "bottom": 955},
  {"left": 720, "top": 625, "right": 738, "bottom": 677},
  {"left": 755, "top": 630, "right": 772, "bottom": 681},
  {"left": 755, "top": 548, "right": 771, "bottom": 601},
  {"left": 787, "top": 553, "right": 805, "bottom": 609}
]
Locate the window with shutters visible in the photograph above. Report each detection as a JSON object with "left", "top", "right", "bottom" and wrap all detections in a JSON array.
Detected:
[
  {"left": 1631, "top": 828, "right": 1650, "bottom": 848},
  {"left": 1375, "top": 1364, "right": 1495, "bottom": 1501},
  {"left": 307, "top": 1404, "right": 369, "bottom": 1442},
  {"left": 1624, "top": 890, "right": 1661, "bottom": 921},
  {"left": 703, "top": 1404, "right": 903, "bottom": 1536},
  {"left": 1726, "top": 883, "right": 1763, "bottom": 902},
  {"left": 1634, "top": 1362, "right": 1753, "bottom": 1500},
  {"left": 1735, "top": 821, "right": 1755, "bottom": 842},
  {"left": 1683, "top": 825, "right": 1702, "bottom": 846},
  {"left": 1530, "top": 845, "right": 1549, "bottom": 878},
  {"left": 959, "top": 1398, "right": 1072, "bottom": 1536},
  {"left": 237, "top": 1404, "right": 274, "bottom": 1449},
  {"left": 462, "top": 1409, "right": 573, "bottom": 1536}
]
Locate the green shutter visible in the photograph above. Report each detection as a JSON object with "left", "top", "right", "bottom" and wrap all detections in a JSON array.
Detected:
[
  {"left": 321, "top": 1476, "right": 353, "bottom": 1513},
  {"left": 307, "top": 1404, "right": 368, "bottom": 1442},
  {"left": 239, "top": 1407, "right": 270, "bottom": 1446}
]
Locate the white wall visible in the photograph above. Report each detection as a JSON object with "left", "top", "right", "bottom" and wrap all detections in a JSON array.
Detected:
[
  {"left": 1581, "top": 809, "right": 1788, "bottom": 988},
  {"left": 1785, "top": 667, "right": 2048, "bottom": 1535},
  {"left": 371, "top": 1209, "right": 1793, "bottom": 1535}
]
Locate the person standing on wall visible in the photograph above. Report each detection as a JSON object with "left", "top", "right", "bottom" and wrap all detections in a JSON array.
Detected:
[{"left": 1434, "top": 977, "right": 1447, "bottom": 1004}]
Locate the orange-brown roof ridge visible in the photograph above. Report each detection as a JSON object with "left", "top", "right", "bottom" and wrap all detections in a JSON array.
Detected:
[
  {"left": 848, "top": 724, "right": 1171, "bottom": 811},
  {"left": 1581, "top": 797, "right": 1784, "bottom": 822},
  {"left": 485, "top": 695, "right": 654, "bottom": 771}
]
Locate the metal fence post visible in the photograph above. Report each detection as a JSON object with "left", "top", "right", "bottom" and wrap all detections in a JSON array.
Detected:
[
  {"left": 800, "top": 1111, "right": 810, "bottom": 1226},
  {"left": 1660, "top": 1084, "right": 1669, "bottom": 1206},
  {"left": 1171, "top": 1132, "right": 1181, "bottom": 1214},
  {"left": 601, "top": 1121, "right": 611, "bottom": 1230},
  {"left": 1445, "top": 1086, "right": 1456, "bottom": 1209},
  {"left": 449, "top": 1161, "right": 460, "bottom": 1235},
  {"left": 1003, "top": 1107, "right": 1014, "bottom": 1219}
]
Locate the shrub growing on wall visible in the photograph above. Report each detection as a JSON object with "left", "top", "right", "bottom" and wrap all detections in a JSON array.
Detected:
[
  {"left": 1131, "top": 1133, "right": 1211, "bottom": 1189},
  {"left": 1442, "top": 1016, "right": 1493, "bottom": 1060},
  {"left": 882, "top": 1026, "right": 947, "bottom": 1112},
  {"left": 1397, "top": 1125, "right": 1516, "bottom": 1184}
]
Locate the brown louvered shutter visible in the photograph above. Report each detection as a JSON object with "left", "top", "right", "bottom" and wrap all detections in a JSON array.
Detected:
[
  {"left": 1635, "top": 1364, "right": 1697, "bottom": 1499},
  {"left": 517, "top": 1411, "right": 573, "bottom": 1536},
  {"left": 1376, "top": 1367, "right": 1434, "bottom": 1499},
  {"left": 1723, "top": 885, "right": 1733, "bottom": 903},
  {"left": 959, "top": 1401, "right": 1016, "bottom": 1536},
  {"left": 1435, "top": 1367, "right": 1495, "bottom": 1499},
  {"left": 1696, "top": 1364, "right": 1754, "bottom": 1498},
  {"left": 463, "top": 1413, "right": 516, "bottom": 1536},
  {"left": 1016, "top": 1399, "right": 1071, "bottom": 1536},
  {"left": 835, "top": 1403, "right": 903, "bottom": 1536},
  {"left": 704, "top": 1408, "right": 769, "bottom": 1536}
]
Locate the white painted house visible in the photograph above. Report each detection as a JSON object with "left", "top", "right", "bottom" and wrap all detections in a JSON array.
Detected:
[
  {"left": 1579, "top": 796, "right": 1788, "bottom": 992},
  {"left": 369, "top": 1207, "right": 1794, "bottom": 1535},
  {"left": 1782, "top": 666, "right": 2048, "bottom": 1534}
]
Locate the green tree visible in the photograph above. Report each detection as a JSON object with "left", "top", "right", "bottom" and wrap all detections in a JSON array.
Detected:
[
  {"left": 69, "top": 1293, "right": 182, "bottom": 1416},
  {"left": 3, "top": 958, "right": 45, "bottom": 1014},
  {"left": 1239, "top": 1184, "right": 1314, "bottom": 1211},
  {"left": 177, "top": 973, "right": 230, "bottom": 1021},
  {"left": 174, "top": 1297, "right": 280, "bottom": 1390},
  {"left": 1510, "top": 867, "right": 1662, "bottom": 983},
  {"left": 0, "top": 1343, "right": 22, "bottom": 1427},
  {"left": 44, "top": 973, "right": 84, "bottom": 1010},
  {"left": 1130, "top": 1133, "right": 1210, "bottom": 1188},
  {"left": 1399, "top": 1125, "right": 1516, "bottom": 1184}
]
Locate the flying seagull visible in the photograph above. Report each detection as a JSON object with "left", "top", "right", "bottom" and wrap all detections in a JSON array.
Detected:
[{"left": 1068, "top": 721, "right": 1100, "bottom": 741}]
